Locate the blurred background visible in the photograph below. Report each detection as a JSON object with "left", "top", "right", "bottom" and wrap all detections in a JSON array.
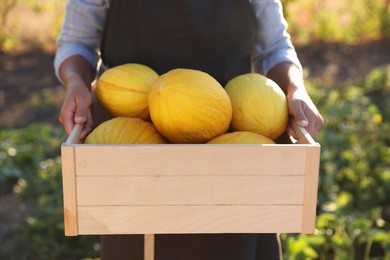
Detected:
[{"left": 0, "top": 0, "right": 389, "bottom": 259}]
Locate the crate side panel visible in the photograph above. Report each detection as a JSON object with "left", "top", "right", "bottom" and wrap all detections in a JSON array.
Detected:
[
  {"left": 77, "top": 175, "right": 305, "bottom": 206},
  {"left": 74, "top": 145, "right": 307, "bottom": 176},
  {"left": 78, "top": 205, "right": 303, "bottom": 234}
]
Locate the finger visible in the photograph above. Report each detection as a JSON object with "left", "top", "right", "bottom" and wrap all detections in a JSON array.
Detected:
[
  {"left": 301, "top": 106, "right": 324, "bottom": 138},
  {"left": 306, "top": 124, "right": 318, "bottom": 138},
  {"left": 59, "top": 103, "right": 76, "bottom": 136},
  {"left": 308, "top": 112, "right": 324, "bottom": 138},
  {"left": 287, "top": 123, "right": 297, "bottom": 140},
  {"left": 289, "top": 100, "right": 309, "bottom": 128},
  {"left": 80, "top": 111, "right": 94, "bottom": 140},
  {"left": 74, "top": 95, "right": 92, "bottom": 124}
]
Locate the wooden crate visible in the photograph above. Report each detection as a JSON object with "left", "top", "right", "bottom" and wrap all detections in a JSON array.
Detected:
[{"left": 61, "top": 121, "right": 320, "bottom": 237}]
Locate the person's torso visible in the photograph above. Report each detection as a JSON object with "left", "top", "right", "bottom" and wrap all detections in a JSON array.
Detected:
[{"left": 101, "top": 0, "right": 258, "bottom": 85}]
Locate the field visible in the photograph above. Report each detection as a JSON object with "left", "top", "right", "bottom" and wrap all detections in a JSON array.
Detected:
[{"left": 0, "top": 0, "right": 390, "bottom": 259}]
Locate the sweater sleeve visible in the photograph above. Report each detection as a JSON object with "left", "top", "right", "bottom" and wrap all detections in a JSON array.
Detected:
[
  {"left": 250, "top": 0, "right": 302, "bottom": 75},
  {"left": 54, "top": 0, "right": 109, "bottom": 83}
]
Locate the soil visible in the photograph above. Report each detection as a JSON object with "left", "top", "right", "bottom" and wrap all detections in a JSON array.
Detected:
[
  {"left": 297, "top": 38, "right": 390, "bottom": 85},
  {"left": 0, "top": 48, "right": 64, "bottom": 129}
]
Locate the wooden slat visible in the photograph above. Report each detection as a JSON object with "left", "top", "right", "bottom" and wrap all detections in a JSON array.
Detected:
[
  {"left": 74, "top": 145, "right": 307, "bottom": 176},
  {"left": 78, "top": 205, "right": 303, "bottom": 234},
  {"left": 291, "top": 120, "right": 317, "bottom": 145},
  {"left": 77, "top": 176, "right": 305, "bottom": 206},
  {"left": 61, "top": 145, "right": 78, "bottom": 236},
  {"left": 65, "top": 123, "right": 83, "bottom": 144},
  {"left": 144, "top": 234, "right": 155, "bottom": 260},
  {"left": 301, "top": 146, "right": 321, "bottom": 234}
]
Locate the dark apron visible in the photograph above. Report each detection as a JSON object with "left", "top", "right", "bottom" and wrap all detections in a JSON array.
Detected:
[
  {"left": 98, "top": 1, "right": 281, "bottom": 259},
  {"left": 100, "top": 0, "right": 257, "bottom": 86}
]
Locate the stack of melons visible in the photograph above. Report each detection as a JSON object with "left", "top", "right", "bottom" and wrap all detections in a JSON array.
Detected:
[{"left": 85, "top": 63, "right": 288, "bottom": 145}]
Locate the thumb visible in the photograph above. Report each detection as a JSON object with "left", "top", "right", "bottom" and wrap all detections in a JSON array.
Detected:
[{"left": 290, "top": 101, "right": 309, "bottom": 127}]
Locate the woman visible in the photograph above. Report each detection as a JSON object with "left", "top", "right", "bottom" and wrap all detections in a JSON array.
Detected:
[{"left": 55, "top": 0, "right": 323, "bottom": 259}]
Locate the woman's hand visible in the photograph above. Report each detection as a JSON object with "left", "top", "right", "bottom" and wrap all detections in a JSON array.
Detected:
[
  {"left": 59, "top": 78, "right": 94, "bottom": 139},
  {"left": 286, "top": 85, "right": 324, "bottom": 138},
  {"left": 58, "top": 55, "right": 96, "bottom": 140},
  {"left": 266, "top": 62, "right": 324, "bottom": 138}
]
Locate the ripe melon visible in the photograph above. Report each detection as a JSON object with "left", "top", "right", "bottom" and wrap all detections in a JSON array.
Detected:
[
  {"left": 207, "top": 131, "right": 275, "bottom": 144},
  {"left": 96, "top": 63, "right": 159, "bottom": 119},
  {"left": 84, "top": 117, "right": 167, "bottom": 144},
  {"left": 148, "top": 68, "right": 232, "bottom": 144},
  {"left": 225, "top": 73, "right": 288, "bottom": 140}
]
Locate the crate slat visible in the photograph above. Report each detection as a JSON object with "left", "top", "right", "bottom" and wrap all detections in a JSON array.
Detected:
[
  {"left": 77, "top": 205, "right": 303, "bottom": 234},
  {"left": 74, "top": 145, "right": 307, "bottom": 176},
  {"left": 77, "top": 175, "right": 305, "bottom": 206}
]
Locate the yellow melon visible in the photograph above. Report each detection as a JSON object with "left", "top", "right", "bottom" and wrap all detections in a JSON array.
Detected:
[
  {"left": 84, "top": 117, "right": 167, "bottom": 144},
  {"left": 207, "top": 131, "right": 275, "bottom": 144},
  {"left": 225, "top": 73, "right": 288, "bottom": 140},
  {"left": 148, "top": 68, "right": 232, "bottom": 144},
  {"left": 96, "top": 63, "right": 159, "bottom": 119}
]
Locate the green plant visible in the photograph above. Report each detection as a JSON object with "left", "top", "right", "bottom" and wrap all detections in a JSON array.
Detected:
[
  {"left": 281, "top": 65, "right": 390, "bottom": 259},
  {"left": 0, "top": 124, "right": 100, "bottom": 260}
]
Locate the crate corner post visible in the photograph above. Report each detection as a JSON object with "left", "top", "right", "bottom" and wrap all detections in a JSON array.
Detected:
[
  {"left": 301, "top": 144, "right": 321, "bottom": 234},
  {"left": 61, "top": 144, "right": 79, "bottom": 236}
]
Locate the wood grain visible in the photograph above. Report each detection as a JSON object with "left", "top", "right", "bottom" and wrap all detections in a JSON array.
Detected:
[
  {"left": 77, "top": 205, "right": 303, "bottom": 234},
  {"left": 301, "top": 146, "right": 321, "bottom": 233},
  {"left": 144, "top": 234, "right": 155, "bottom": 260},
  {"left": 61, "top": 145, "right": 78, "bottom": 236},
  {"left": 76, "top": 175, "right": 305, "bottom": 206},
  {"left": 74, "top": 145, "right": 307, "bottom": 176}
]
